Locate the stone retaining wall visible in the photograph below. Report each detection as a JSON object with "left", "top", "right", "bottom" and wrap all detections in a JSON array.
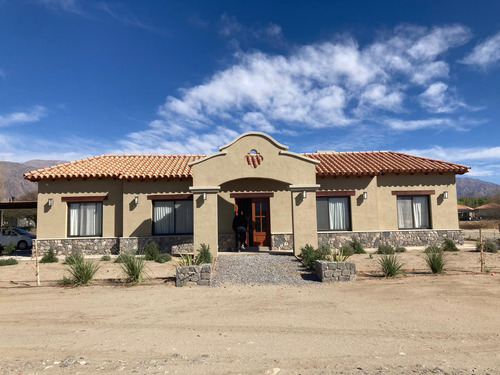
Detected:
[
  {"left": 315, "top": 260, "right": 356, "bottom": 282},
  {"left": 271, "top": 234, "right": 293, "bottom": 250},
  {"left": 36, "top": 238, "right": 119, "bottom": 255},
  {"left": 176, "top": 264, "right": 212, "bottom": 286},
  {"left": 318, "top": 230, "right": 463, "bottom": 248},
  {"left": 120, "top": 236, "right": 193, "bottom": 254}
]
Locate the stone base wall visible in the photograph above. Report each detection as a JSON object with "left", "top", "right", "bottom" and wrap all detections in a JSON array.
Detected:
[
  {"left": 176, "top": 264, "right": 212, "bottom": 286},
  {"left": 318, "top": 230, "right": 464, "bottom": 248},
  {"left": 218, "top": 233, "right": 235, "bottom": 252},
  {"left": 120, "top": 236, "right": 193, "bottom": 254},
  {"left": 315, "top": 260, "right": 356, "bottom": 282},
  {"left": 271, "top": 233, "right": 293, "bottom": 250},
  {"left": 36, "top": 238, "right": 119, "bottom": 255}
]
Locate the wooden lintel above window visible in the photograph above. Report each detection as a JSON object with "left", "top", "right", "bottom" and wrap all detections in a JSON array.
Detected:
[
  {"left": 229, "top": 192, "right": 274, "bottom": 199},
  {"left": 61, "top": 195, "right": 108, "bottom": 202},
  {"left": 147, "top": 194, "right": 192, "bottom": 200},
  {"left": 316, "top": 190, "right": 355, "bottom": 197},
  {"left": 391, "top": 190, "right": 435, "bottom": 196}
]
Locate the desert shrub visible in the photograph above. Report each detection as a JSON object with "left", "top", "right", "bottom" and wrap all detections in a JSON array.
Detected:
[
  {"left": 426, "top": 251, "right": 446, "bottom": 273},
  {"left": 141, "top": 241, "right": 160, "bottom": 261},
  {"left": 395, "top": 246, "right": 407, "bottom": 253},
  {"left": 120, "top": 254, "right": 147, "bottom": 284},
  {"left": 441, "top": 238, "right": 459, "bottom": 252},
  {"left": 194, "top": 243, "right": 213, "bottom": 264},
  {"left": 114, "top": 253, "right": 129, "bottom": 263},
  {"left": 64, "top": 251, "right": 82, "bottom": 265},
  {"left": 40, "top": 248, "right": 59, "bottom": 263},
  {"left": 424, "top": 244, "right": 441, "bottom": 253},
  {"left": 59, "top": 276, "right": 73, "bottom": 285},
  {"left": 379, "top": 254, "right": 404, "bottom": 277},
  {"left": 100, "top": 255, "right": 111, "bottom": 261},
  {"left": 300, "top": 244, "right": 331, "bottom": 270},
  {"left": 65, "top": 253, "right": 100, "bottom": 285},
  {"left": 376, "top": 245, "right": 395, "bottom": 254},
  {"left": 476, "top": 239, "right": 498, "bottom": 253},
  {"left": 331, "top": 246, "right": 353, "bottom": 262},
  {"left": 350, "top": 240, "right": 366, "bottom": 254},
  {"left": 156, "top": 253, "right": 172, "bottom": 263},
  {"left": 177, "top": 253, "right": 194, "bottom": 266},
  {"left": 0, "top": 258, "right": 18, "bottom": 266},
  {"left": 1, "top": 242, "right": 16, "bottom": 255}
]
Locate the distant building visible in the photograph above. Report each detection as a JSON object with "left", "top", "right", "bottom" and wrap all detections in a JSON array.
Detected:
[
  {"left": 457, "top": 204, "right": 475, "bottom": 221},
  {"left": 475, "top": 202, "right": 500, "bottom": 220}
]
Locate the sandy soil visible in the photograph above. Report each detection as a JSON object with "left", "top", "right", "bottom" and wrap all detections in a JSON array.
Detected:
[{"left": 1, "top": 246, "right": 500, "bottom": 374}]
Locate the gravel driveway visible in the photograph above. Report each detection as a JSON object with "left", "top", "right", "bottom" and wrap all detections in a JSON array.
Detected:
[{"left": 211, "top": 253, "right": 317, "bottom": 286}]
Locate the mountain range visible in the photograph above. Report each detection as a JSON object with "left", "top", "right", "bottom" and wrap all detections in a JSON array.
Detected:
[{"left": 1, "top": 160, "right": 499, "bottom": 201}]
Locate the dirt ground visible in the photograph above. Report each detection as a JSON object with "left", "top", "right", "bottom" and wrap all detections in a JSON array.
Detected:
[{"left": 1, "top": 244, "right": 500, "bottom": 374}]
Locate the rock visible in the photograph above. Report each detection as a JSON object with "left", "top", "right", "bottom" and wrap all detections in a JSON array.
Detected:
[{"left": 60, "top": 356, "right": 77, "bottom": 367}]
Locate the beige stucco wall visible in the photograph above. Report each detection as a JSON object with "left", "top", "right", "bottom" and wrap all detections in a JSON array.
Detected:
[
  {"left": 377, "top": 173, "right": 458, "bottom": 230},
  {"left": 192, "top": 192, "right": 218, "bottom": 256},
  {"left": 37, "top": 178, "right": 123, "bottom": 239},
  {"left": 122, "top": 179, "right": 192, "bottom": 237}
]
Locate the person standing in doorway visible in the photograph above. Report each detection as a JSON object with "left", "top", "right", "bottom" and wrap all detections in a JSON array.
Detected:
[{"left": 232, "top": 210, "right": 248, "bottom": 252}]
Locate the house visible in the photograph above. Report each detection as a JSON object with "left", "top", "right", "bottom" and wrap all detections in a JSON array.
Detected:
[
  {"left": 474, "top": 202, "right": 500, "bottom": 220},
  {"left": 457, "top": 204, "right": 475, "bottom": 221},
  {"left": 24, "top": 132, "right": 469, "bottom": 256}
]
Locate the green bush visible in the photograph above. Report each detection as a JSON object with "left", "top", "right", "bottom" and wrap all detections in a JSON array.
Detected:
[
  {"left": 376, "top": 245, "right": 395, "bottom": 254},
  {"left": 441, "top": 238, "right": 459, "bottom": 252},
  {"left": 299, "top": 244, "right": 331, "bottom": 270},
  {"left": 395, "top": 246, "right": 407, "bottom": 253},
  {"left": 332, "top": 246, "right": 353, "bottom": 262},
  {"left": 65, "top": 253, "right": 100, "bottom": 285},
  {"left": 1, "top": 242, "right": 16, "bottom": 255},
  {"left": 114, "top": 253, "right": 129, "bottom": 263},
  {"left": 424, "top": 244, "right": 441, "bottom": 253},
  {"left": 426, "top": 251, "right": 446, "bottom": 273},
  {"left": 64, "top": 251, "right": 82, "bottom": 265},
  {"left": 379, "top": 254, "right": 404, "bottom": 277},
  {"left": 156, "top": 253, "right": 172, "bottom": 263},
  {"left": 40, "top": 248, "right": 59, "bottom": 263},
  {"left": 194, "top": 243, "right": 213, "bottom": 264},
  {"left": 476, "top": 239, "right": 498, "bottom": 253},
  {"left": 120, "top": 254, "right": 147, "bottom": 284},
  {"left": 141, "top": 241, "right": 160, "bottom": 261},
  {"left": 350, "top": 240, "right": 366, "bottom": 254},
  {"left": 100, "top": 255, "right": 111, "bottom": 261},
  {"left": 0, "top": 258, "right": 18, "bottom": 266}
]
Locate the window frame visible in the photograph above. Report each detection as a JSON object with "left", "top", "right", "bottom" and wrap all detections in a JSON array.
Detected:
[
  {"left": 396, "top": 195, "right": 432, "bottom": 230},
  {"left": 316, "top": 196, "right": 352, "bottom": 231},
  {"left": 67, "top": 201, "right": 103, "bottom": 238},
  {"left": 152, "top": 198, "right": 194, "bottom": 236}
]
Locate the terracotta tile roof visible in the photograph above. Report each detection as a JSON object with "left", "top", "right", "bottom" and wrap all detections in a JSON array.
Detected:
[
  {"left": 457, "top": 204, "right": 474, "bottom": 210},
  {"left": 475, "top": 202, "right": 500, "bottom": 210},
  {"left": 24, "top": 151, "right": 470, "bottom": 181}
]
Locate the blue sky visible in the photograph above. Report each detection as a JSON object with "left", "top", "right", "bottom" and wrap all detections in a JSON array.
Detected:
[{"left": 1, "top": 1, "right": 500, "bottom": 183}]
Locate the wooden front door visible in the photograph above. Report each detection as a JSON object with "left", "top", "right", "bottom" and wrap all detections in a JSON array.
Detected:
[{"left": 252, "top": 198, "right": 270, "bottom": 246}]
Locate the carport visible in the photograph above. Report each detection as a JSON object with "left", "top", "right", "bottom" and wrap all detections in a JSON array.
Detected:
[{"left": 0, "top": 201, "right": 38, "bottom": 228}]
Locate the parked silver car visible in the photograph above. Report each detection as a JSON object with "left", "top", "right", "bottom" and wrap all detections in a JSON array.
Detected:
[{"left": 0, "top": 228, "right": 35, "bottom": 250}]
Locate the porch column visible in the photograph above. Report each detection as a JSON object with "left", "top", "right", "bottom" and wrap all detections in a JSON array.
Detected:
[
  {"left": 290, "top": 184, "right": 320, "bottom": 256},
  {"left": 189, "top": 186, "right": 221, "bottom": 257}
]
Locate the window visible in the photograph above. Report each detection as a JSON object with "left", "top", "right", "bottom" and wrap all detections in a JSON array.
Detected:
[
  {"left": 397, "top": 196, "right": 430, "bottom": 229},
  {"left": 153, "top": 199, "right": 193, "bottom": 235},
  {"left": 68, "top": 202, "right": 102, "bottom": 237},
  {"left": 316, "top": 197, "right": 351, "bottom": 231}
]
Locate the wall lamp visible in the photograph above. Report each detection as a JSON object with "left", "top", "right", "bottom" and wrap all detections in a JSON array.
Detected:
[
  {"left": 134, "top": 196, "right": 139, "bottom": 204},
  {"left": 203, "top": 192, "right": 207, "bottom": 201},
  {"left": 362, "top": 192, "right": 368, "bottom": 200},
  {"left": 302, "top": 190, "right": 307, "bottom": 199},
  {"left": 443, "top": 191, "right": 448, "bottom": 199},
  {"left": 48, "top": 198, "right": 54, "bottom": 207}
]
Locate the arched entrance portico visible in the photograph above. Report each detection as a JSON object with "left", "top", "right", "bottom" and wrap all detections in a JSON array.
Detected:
[{"left": 188, "top": 132, "right": 320, "bottom": 256}]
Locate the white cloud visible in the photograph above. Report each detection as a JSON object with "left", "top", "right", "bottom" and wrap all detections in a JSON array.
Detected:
[
  {"left": 461, "top": 31, "right": 500, "bottom": 69},
  {"left": 418, "top": 82, "right": 466, "bottom": 113},
  {"left": 0, "top": 106, "right": 47, "bottom": 127},
  {"left": 386, "top": 117, "right": 453, "bottom": 131},
  {"left": 38, "top": 0, "right": 83, "bottom": 15},
  {"left": 411, "top": 61, "right": 449, "bottom": 85}
]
